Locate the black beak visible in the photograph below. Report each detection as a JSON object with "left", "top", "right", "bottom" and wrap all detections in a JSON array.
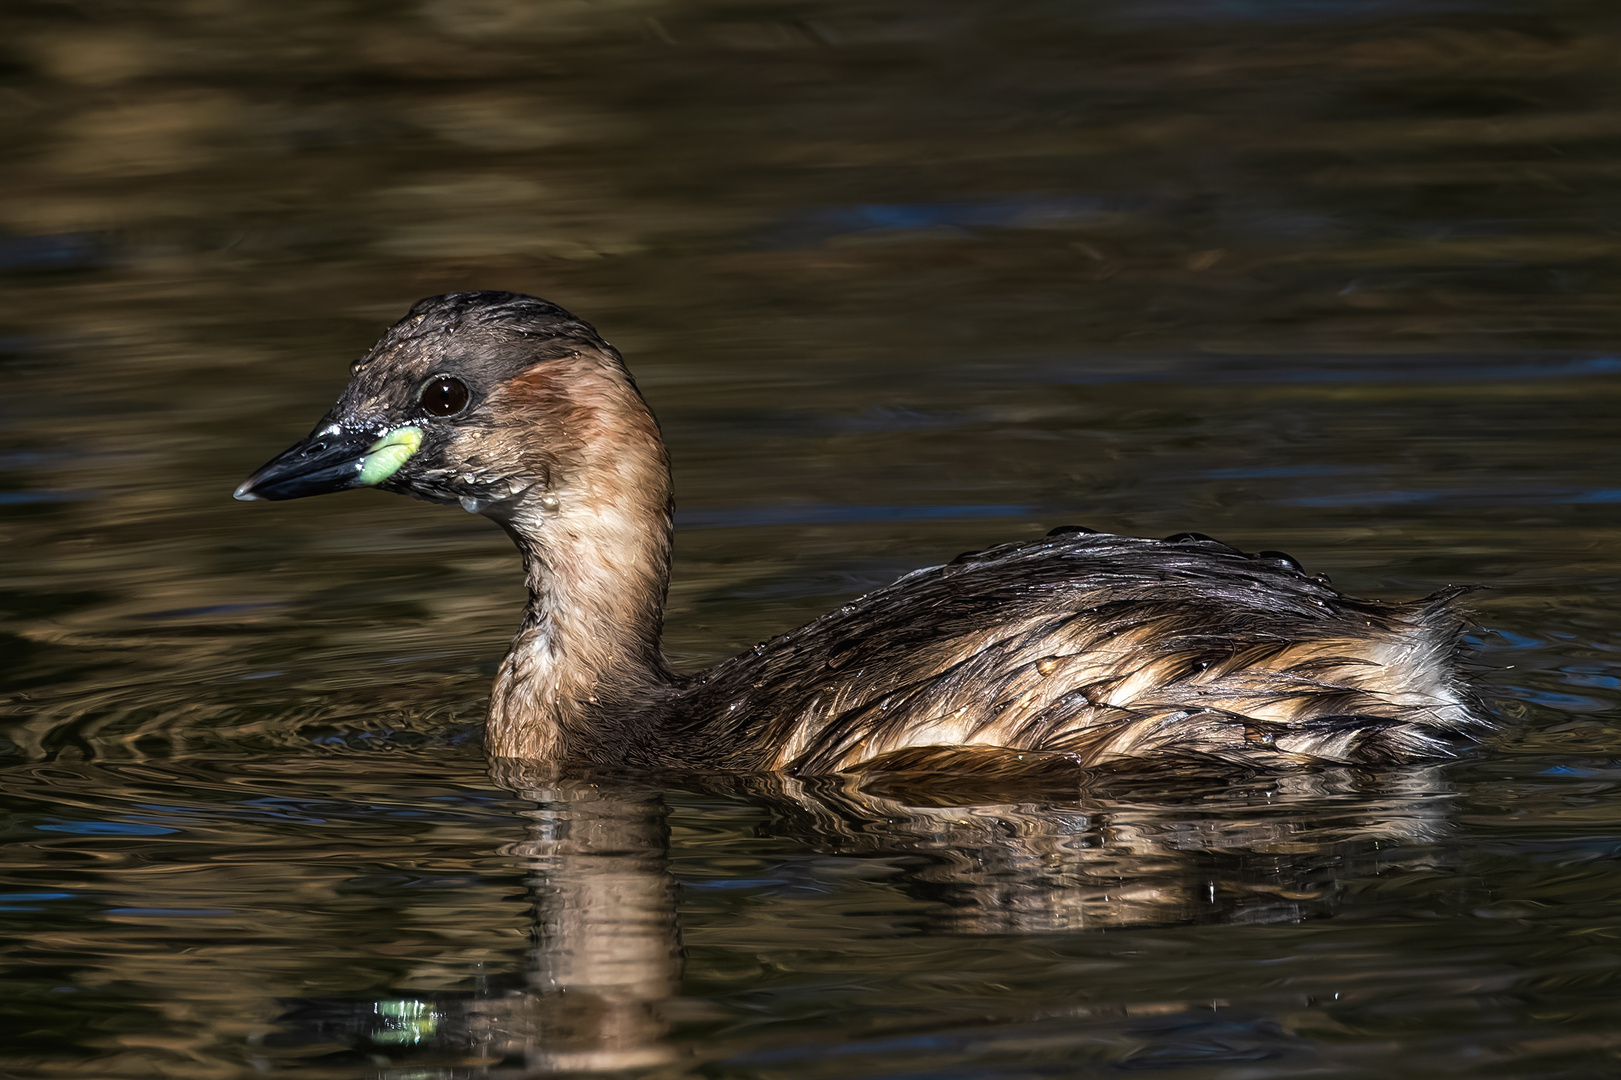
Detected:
[{"left": 234, "top": 425, "right": 382, "bottom": 502}]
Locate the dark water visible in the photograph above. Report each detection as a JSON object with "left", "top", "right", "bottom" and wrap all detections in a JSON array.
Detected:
[{"left": 4, "top": 0, "right": 1621, "bottom": 1075}]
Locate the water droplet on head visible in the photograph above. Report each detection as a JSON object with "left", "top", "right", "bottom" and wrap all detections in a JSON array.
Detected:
[{"left": 1037, "top": 657, "right": 1059, "bottom": 676}]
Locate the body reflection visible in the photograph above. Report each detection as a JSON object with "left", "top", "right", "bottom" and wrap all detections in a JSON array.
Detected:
[
  {"left": 741, "top": 766, "right": 1457, "bottom": 933},
  {"left": 273, "top": 761, "right": 1458, "bottom": 1072}
]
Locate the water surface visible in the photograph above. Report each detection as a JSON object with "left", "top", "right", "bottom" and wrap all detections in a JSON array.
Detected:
[{"left": 3, "top": 0, "right": 1621, "bottom": 1076}]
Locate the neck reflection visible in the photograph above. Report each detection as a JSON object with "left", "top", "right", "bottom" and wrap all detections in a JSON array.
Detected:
[{"left": 479, "top": 761, "right": 680, "bottom": 1072}]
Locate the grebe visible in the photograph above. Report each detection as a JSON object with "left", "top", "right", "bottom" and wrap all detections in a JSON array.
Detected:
[{"left": 235, "top": 292, "right": 1484, "bottom": 771}]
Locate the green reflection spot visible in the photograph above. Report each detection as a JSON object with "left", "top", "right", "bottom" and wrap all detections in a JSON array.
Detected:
[
  {"left": 358, "top": 427, "right": 422, "bottom": 486},
  {"left": 372, "top": 998, "right": 436, "bottom": 1044}
]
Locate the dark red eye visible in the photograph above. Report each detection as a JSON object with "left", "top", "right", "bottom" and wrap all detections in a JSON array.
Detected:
[{"left": 419, "top": 376, "right": 470, "bottom": 417}]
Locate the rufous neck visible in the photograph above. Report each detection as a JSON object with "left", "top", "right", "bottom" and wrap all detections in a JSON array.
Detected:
[{"left": 484, "top": 360, "right": 674, "bottom": 761}]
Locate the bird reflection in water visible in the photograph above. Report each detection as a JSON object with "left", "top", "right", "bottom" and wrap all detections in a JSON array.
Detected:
[
  {"left": 277, "top": 761, "right": 1458, "bottom": 1072},
  {"left": 747, "top": 764, "right": 1455, "bottom": 934},
  {"left": 483, "top": 762, "right": 680, "bottom": 1072}
]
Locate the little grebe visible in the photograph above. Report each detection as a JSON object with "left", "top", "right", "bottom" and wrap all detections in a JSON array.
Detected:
[{"left": 236, "top": 292, "right": 1484, "bottom": 770}]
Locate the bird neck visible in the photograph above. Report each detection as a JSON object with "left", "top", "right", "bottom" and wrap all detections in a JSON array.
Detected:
[{"left": 484, "top": 361, "right": 675, "bottom": 761}]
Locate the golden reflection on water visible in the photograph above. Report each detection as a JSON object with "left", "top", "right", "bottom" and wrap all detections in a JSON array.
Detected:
[
  {"left": 0, "top": 753, "right": 1486, "bottom": 1075},
  {"left": 3, "top": 0, "right": 1621, "bottom": 1076}
]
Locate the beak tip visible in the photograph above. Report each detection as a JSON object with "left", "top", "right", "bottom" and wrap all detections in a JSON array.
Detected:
[{"left": 234, "top": 422, "right": 391, "bottom": 503}]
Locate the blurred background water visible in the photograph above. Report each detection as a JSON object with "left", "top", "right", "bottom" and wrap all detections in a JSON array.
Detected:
[{"left": 3, "top": 0, "right": 1621, "bottom": 1076}]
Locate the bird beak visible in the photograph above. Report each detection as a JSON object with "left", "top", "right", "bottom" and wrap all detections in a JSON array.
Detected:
[{"left": 234, "top": 425, "right": 422, "bottom": 502}]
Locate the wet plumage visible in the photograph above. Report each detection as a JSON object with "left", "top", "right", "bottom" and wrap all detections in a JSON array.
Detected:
[{"left": 237, "top": 291, "right": 1486, "bottom": 772}]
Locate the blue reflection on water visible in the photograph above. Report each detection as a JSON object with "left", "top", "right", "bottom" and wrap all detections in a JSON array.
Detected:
[
  {"left": 1287, "top": 486, "right": 1621, "bottom": 508},
  {"left": 1472, "top": 629, "right": 1545, "bottom": 651},
  {"left": 36, "top": 820, "right": 178, "bottom": 836},
  {"left": 0, "top": 490, "right": 89, "bottom": 506},
  {"left": 1504, "top": 686, "right": 1612, "bottom": 711},
  {"left": 1561, "top": 670, "right": 1621, "bottom": 691},
  {"left": 776, "top": 197, "right": 1123, "bottom": 247},
  {"left": 0, "top": 891, "right": 76, "bottom": 912},
  {"left": 0, "top": 232, "right": 104, "bottom": 271}
]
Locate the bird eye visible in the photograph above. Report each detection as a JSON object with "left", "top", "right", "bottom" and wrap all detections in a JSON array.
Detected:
[{"left": 419, "top": 376, "right": 470, "bottom": 417}]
